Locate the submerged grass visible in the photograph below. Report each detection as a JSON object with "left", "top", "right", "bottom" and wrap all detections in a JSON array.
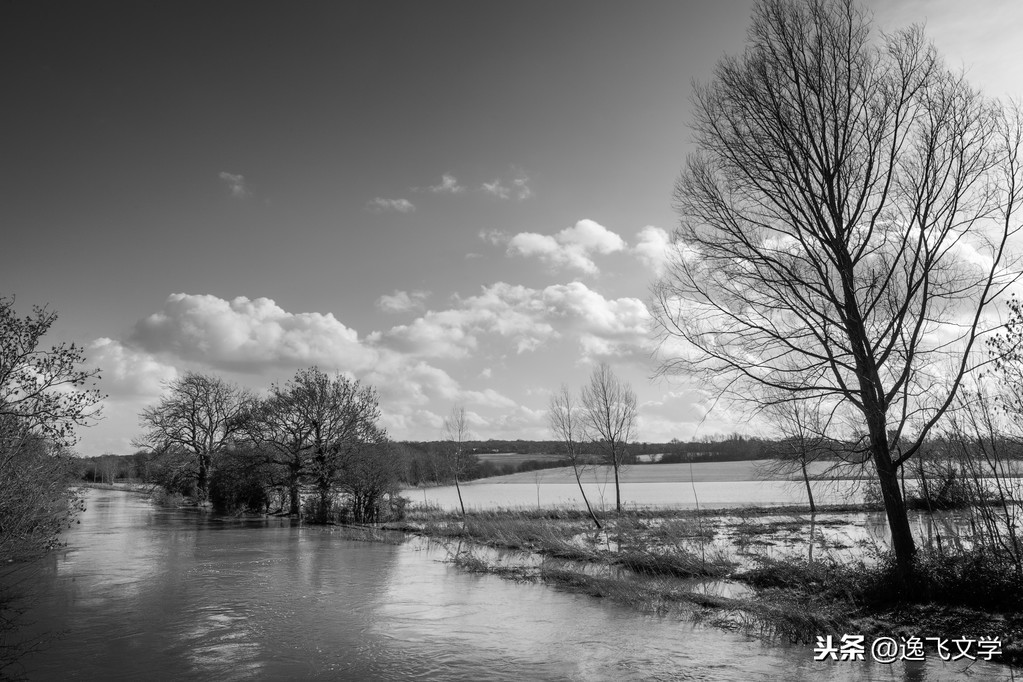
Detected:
[{"left": 407, "top": 504, "right": 1023, "bottom": 666}]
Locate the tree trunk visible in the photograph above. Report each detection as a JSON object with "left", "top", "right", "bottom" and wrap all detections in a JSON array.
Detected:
[
  {"left": 454, "top": 476, "right": 466, "bottom": 517},
  {"left": 197, "top": 453, "right": 210, "bottom": 504},
  {"left": 318, "top": 481, "right": 331, "bottom": 524},
  {"left": 800, "top": 460, "right": 816, "bottom": 514},
  {"left": 869, "top": 427, "right": 917, "bottom": 592},
  {"left": 290, "top": 479, "right": 301, "bottom": 519},
  {"left": 612, "top": 454, "right": 622, "bottom": 514},
  {"left": 289, "top": 458, "right": 302, "bottom": 518},
  {"left": 572, "top": 464, "right": 602, "bottom": 529}
]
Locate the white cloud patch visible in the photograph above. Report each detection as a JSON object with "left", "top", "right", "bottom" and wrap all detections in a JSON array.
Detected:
[
  {"left": 79, "top": 293, "right": 555, "bottom": 453},
  {"left": 376, "top": 289, "right": 430, "bottom": 314},
  {"left": 377, "top": 280, "right": 651, "bottom": 362},
  {"left": 379, "top": 283, "right": 556, "bottom": 359},
  {"left": 129, "top": 293, "right": 379, "bottom": 373},
  {"left": 499, "top": 219, "right": 626, "bottom": 275},
  {"left": 481, "top": 179, "right": 510, "bottom": 199},
  {"left": 218, "top": 171, "right": 251, "bottom": 199},
  {"left": 632, "top": 226, "right": 672, "bottom": 275},
  {"left": 367, "top": 197, "right": 415, "bottom": 213},
  {"left": 428, "top": 173, "right": 465, "bottom": 194},
  {"left": 88, "top": 338, "right": 179, "bottom": 398},
  {"left": 481, "top": 168, "right": 532, "bottom": 200}
]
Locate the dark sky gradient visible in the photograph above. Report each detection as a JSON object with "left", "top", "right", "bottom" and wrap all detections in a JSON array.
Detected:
[{"left": 2, "top": 1, "right": 1020, "bottom": 454}]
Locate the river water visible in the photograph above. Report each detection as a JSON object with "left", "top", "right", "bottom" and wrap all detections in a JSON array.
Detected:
[{"left": 0, "top": 490, "right": 1010, "bottom": 681}]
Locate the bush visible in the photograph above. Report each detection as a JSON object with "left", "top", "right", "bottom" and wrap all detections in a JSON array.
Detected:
[{"left": 0, "top": 433, "right": 83, "bottom": 562}]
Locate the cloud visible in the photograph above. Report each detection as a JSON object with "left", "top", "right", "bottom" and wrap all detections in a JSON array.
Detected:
[
  {"left": 378, "top": 282, "right": 557, "bottom": 358},
  {"left": 481, "top": 168, "right": 532, "bottom": 200},
  {"left": 218, "top": 172, "right": 251, "bottom": 199},
  {"left": 481, "top": 179, "right": 510, "bottom": 199},
  {"left": 510, "top": 169, "right": 532, "bottom": 200},
  {"left": 499, "top": 219, "right": 626, "bottom": 275},
  {"left": 80, "top": 292, "right": 560, "bottom": 454},
  {"left": 129, "top": 293, "right": 379, "bottom": 373},
  {"left": 632, "top": 226, "right": 672, "bottom": 275},
  {"left": 375, "top": 289, "right": 430, "bottom": 314},
  {"left": 428, "top": 173, "right": 465, "bottom": 194},
  {"left": 367, "top": 197, "right": 415, "bottom": 213},
  {"left": 376, "top": 280, "right": 651, "bottom": 362},
  {"left": 88, "top": 338, "right": 179, "bottom": 398}
]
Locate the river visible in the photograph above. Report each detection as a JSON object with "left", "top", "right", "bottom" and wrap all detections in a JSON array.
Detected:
[{"left": 0, "top": 490, "right": 1010, "bottom": 680}]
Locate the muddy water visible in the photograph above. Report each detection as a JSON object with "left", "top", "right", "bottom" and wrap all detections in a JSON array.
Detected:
[{"left": 0, "top": 490, "right": 1010, "bottom": 680}]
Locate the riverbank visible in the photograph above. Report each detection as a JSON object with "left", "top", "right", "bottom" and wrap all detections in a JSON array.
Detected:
[
  {"left": 399, "top": 503, "right": 1023, "bottom": 668},
  {"left": 78, "top": 481, "right": 153, "bottom": 494}
]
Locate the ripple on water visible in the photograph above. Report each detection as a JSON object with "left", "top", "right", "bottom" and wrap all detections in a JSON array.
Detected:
[{"left": 0, "top": 489, "right": 1014, "bottom": 681}]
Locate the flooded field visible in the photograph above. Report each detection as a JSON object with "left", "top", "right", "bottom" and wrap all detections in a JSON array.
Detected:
[{"left": 0, "top": 490, "right": 1012, "bottom": 680}]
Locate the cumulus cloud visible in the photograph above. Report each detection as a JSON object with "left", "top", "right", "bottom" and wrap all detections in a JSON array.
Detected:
[
  {"left": 367, "top": 197, "right": 415, "bottom": 213},
  {"left": 379, "top": 282, "right": 556, "bottom": 358},
  {"left": 498, "top": 219, "right": 626, "bottom": 275},
  {"left": 376, "top": 289, "right": 430, "bottom": 314},
  {"left": 376, "top": 280, "right": 651, "bottom": 362},
  {"left": 632, "top": 226, "right": 672, "bottom": 274},
  {"left": 428, "top": 173, "right": 465, "bottom": 194},
  {"left": 218, "top": 172, "right": 251, "bottom": 199},
  {"left": 129, "top": 293, "right": 379, "bottom": 373},
  {"left": 88, "top": 338, "right": 179, "bottom": 398}
]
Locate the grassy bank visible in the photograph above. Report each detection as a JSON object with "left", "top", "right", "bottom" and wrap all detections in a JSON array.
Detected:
[{"left": 404, "top": 504, "right": 1023, "bottom": 666}]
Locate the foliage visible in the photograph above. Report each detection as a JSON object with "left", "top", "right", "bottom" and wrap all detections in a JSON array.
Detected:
[
  {"left": 0, "top": 424, "right": 84, "bottom": 563},
  {"left": 0, "top": 297, "right": 103, "bottom": 447},
  {"left": 0, "top": 297, "right": 102, "bottom": 561},
  {"left": 208, "top": 446, "right": 278, "bottom": 514}
]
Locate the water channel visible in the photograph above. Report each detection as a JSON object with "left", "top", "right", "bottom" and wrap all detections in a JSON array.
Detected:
[{"left": 0, "top": 490, "right": 1010, "bottom": 680}]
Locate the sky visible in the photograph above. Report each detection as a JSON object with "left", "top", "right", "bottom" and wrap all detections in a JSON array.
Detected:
[{"left": 2, "top": 1, "right": 1022, "bottom": 456}]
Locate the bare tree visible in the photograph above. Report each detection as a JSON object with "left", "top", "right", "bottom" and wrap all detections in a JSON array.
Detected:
[
  {"left": 443, "top": 405, "right": 472, "bottom": 517},
  {"left": 580, "top": 363, "right": 636, "bottom": 514},
  {"left": 244, "top": 378, "right": 315, "bottom": 518},
  {"left": 760, "top": 397, "right": 841, "bottom": 513},
  {"left": 136, "top": 372, "right": 253, "bottom": 504},
  {"left": 548, "top": 385, "right": 601, "bottom": 528},
  {"left": 285, "top": 367, "right": 384, "bottom": 524},
  {"left": 652, "top": 0, "right": 1022, "bottom": 586}
]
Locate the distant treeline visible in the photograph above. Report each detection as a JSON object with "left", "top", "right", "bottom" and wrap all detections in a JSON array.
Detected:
[{"left": 79, "top": 433, "right": 779, "bottom": 487}]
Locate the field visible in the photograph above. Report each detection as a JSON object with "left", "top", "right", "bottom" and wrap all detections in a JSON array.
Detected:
[
  {"left": 474, "top": 451, "right": 566, "bottom": 467},
  {"left": 479, "top": 458, "right": 872, "bottom": 485}
]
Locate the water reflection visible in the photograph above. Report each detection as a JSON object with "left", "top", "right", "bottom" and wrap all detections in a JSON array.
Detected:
[{"left": 0, "top": 490, "right": 1012, "bottom": 680}]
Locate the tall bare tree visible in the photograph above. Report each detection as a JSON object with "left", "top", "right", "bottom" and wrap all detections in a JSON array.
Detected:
[
  {"left": 652, "top": 0, "right": 1022, "bottom": 585},
  {"left": 580, "top": 363, "right": 636, "bottom": 514},
  {"left": 136, "top": 372, "right": 253, "bottom": 504},
  {"left": 443, "top": 405, "right": 472, "bottom": 517},
  {"left": 548, "top": 384, "right": 601, "bottom": 528}
]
